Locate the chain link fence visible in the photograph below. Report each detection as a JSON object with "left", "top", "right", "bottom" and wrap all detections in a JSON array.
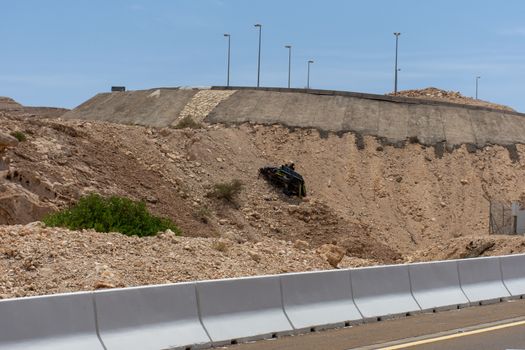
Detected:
[{"left": 489, "top": 201, "right": 516, "bottom": 235}]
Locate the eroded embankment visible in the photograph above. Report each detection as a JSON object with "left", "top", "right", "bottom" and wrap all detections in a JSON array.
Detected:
[{"left": 3, "top": 103, "right": 525, "bottom": 297}]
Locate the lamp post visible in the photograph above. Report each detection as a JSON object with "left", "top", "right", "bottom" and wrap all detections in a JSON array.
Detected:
[
  {"left": 475, "top": 76, "right": 481, "bottom": 99},
  {"left": 285, "top": 45, "right": 292, "bottom": 88},
  {"left": 393, "top": 32, "right": 401, "bottom": 94},
  {"left": 307, "top": 60, "right": 314, "bottom": 89},
  {"left": 223, "top": 33, "right": 231, "bottom": 87},
  {"left": 254, "top": 24, "right": 262, "bottom": 87}
]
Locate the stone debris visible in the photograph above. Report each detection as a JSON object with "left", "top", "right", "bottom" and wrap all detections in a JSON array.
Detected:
[
  {"left": 175, "top": 89, "right": 236, "bottom": 125},
  {"left": 389, "top": 87, "right": 514, "bottom": 112}
]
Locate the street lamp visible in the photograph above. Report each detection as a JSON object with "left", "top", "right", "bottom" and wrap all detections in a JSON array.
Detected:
[
  {"left": 223, "top": 33, "right": 231, "bottom": 87},
  {"left": 254, "top": 24, "right": 262, "bottom": 87},
  {"left": 285, "top": 45, "right": 292, "bottom": 88},
  {"left": 475, "top": 76, "right": 481, "bottom": 99},
  {"left": 393, "top": 32, "right": 401, "bottom": 94},
  {"left": 307, "top": 60, "right": 314, "bottom": 89}
]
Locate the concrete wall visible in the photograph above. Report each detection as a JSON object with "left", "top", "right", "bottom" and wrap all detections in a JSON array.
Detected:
[
  {"left": 207, "top": 89, "right": 525, "bottom": 147},
  {"left": 63, "top": 87, "right": 525, "bottom": 147},
  {"left": 62, "top": 88, "right": 198, "bottom": 128}
]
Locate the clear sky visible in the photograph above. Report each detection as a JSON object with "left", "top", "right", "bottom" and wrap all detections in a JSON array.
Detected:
[{"left": 2, "top": 0, "right": 525, "bottom": 110}]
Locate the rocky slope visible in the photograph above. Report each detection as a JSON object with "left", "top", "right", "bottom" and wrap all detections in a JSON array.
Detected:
[{"left": 2, "top": 96, "right": 525, "bottom": 298}]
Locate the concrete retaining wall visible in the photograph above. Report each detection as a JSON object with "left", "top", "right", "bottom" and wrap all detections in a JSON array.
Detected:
[
  {"left": 207, "top": 89, "right": 525, "bottom": 147},
  {"left": 62, "top": 87, "right": 525, "bottom": 147}
]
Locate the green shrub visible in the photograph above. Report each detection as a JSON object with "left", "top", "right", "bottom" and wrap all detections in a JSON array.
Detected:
[
  {"left": 207, "top": 179, "right": 243, "bottom": 204},
  {"left": 174, "top": 116, "right": 202, "bottom": 129},
  {"left": 10, "top": 131, "right": 26, "bottom": 142},
  {"left": 42, "top": 194, "right": 180, "bottom": 237}
]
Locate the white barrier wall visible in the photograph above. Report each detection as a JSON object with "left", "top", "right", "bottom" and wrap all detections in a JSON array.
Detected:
[
  {"left": 94, "top": 283, "right": 211, "bottom": 350},
  {"left": 0, "top": 292, "right": 103, "bottom": 350},
  {"left": 280, "top": 270, "right": 362, "bottom": 330},
  {"left": 500, "top": 254, "right": 525, "bottom": 297},
  {"left": 351, "top": 265, "right": 421, "bottom": 319},
  {"left": 196, "top": 276, "right": 293, "bottom": 345},
  {"left": 458, "top": 256, "right": 511, "bottom": 303},
  {"left": 409, "top": 260, "right": 469, "bottom": 311}
]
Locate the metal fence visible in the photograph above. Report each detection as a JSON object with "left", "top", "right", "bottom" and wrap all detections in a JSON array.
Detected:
[{"left": 489, "top": 201, "right": 516, "bottom": 235}]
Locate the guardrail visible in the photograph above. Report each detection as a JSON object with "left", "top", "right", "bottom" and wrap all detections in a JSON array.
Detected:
[{"left": 1, "top": 254, "right": 524, "bottom": 350}]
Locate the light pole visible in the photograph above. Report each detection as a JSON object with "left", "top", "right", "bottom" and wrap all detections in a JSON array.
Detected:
[
  {"left": 475, "top": 76, "right": 481, "bottom": 99},
  {"left": 223, "top": 33, "right": 231, "bottom": 87},
  {"left": 307, "top": 60, "right": 314, "bottom": 89},
  {"left": 285, "top": 45, "right": 292, "bottom": 88},
  {"left": 393, "top": 32, "right": 401, "bottom": 94},
  {"left": 254, "top": 24, "right": 262, "bottom": 87}
]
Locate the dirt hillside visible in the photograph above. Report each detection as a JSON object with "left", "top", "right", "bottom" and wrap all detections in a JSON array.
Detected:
[{"left": 2, "top": 92, "right": 525, "bottom": 298}]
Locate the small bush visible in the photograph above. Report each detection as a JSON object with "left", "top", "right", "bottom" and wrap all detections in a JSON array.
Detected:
[
  {"left": 42, "top": 194, "right": 180, "bottom": 237},
  {"left": 193, "top": 206, "right": 211, "bottom": 224},
  {"left": 207, "top": 179, "right": 243, "bottom": 204},
  {"left": 10, "top": 131, "right": 26, "bottom": 142},
  {"left": 174, "top": 116, "right": 202, "bottom": 129}
]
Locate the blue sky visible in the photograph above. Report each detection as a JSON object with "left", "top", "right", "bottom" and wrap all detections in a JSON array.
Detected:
[{"left": 2, "top": 0, "right": 525, "bottom": 110}]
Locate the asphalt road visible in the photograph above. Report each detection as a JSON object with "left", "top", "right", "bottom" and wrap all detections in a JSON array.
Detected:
[{"left": 226, "top": 299, "right": 525, "bottom": 350}]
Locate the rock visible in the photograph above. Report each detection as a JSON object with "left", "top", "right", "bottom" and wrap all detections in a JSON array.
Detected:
[
  {"left": 94, "top": 281, "right": 115, "bottom": 289},
  {"left": 248, "top": 250, "right": 261, "bottom": 262},
  {"left": 146, "top": 196, "right": 158, "bottom": 204},
  {"left": 218, "top": 219, "right": 228, "bottom": 225},
  {"left": 0, "top": 132, "right": 18, "bottom": 152},
  {"left": 293, "top": 239, "right": 310, "bottom": 250},
  {"left": 0, "top": 97, "right": 23, "bottom": 111},
  {"left": 460, "top": 179, "right": 469, "bottom": 185},
  {"left": 317, "top": 243, "right": 345, "bottom": 268}
]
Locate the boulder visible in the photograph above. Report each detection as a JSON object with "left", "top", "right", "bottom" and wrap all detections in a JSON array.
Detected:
[
  {"left": 317, "top": 243, "right": 346, "bottom": 268},
  {"left": 0, "top": 132, "right": 18, "bottom": 152}
]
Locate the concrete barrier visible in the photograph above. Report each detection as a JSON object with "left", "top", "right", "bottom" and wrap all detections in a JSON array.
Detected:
[
  {"left": 0, "top": 292, "right": 103, "bottom": 350},
  {"left": 280, "top": 270, "right": 362, "bottom": 331},
  {"left": 500, "top": 254, "right": 525, "bottom": 298},
  {"left": 350, "top": 265, "right": 421, "bottom": 320},
  {"left": 458, "top": 256, "right": 511, "bottom": 304},
  {"left": 196, "top": 276, "right": 293, "bottom": 345},
  {"left": 94, "top": 283, "right": 210, "bottom": 350},
  {"left": 409, "top": 260, "right": 469, "bottom": 311}
]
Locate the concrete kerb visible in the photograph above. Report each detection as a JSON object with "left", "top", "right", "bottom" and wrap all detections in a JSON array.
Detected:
[
  {"left": 279, "top": 269, "right": 363, "bottom": 332},
  {"left": 94, "top": 283, "right": 211, "bottom": 350},
  {"left": 458, "top": 256, "right": 511, "bottom": 305},
  {"left": 0, "top": 291, "right": 104, "bottom": 350},
  {"left": 196, "top": 275, "right": 294, "bottom": 346},
  {"left": 350, "top": 264, "right": 422, "bottom": 322},
  {"left": 408, "top": 260, "right": 470, "bottom": 312},
  {"left": 500, "top": 253, "right": 525, "bottom": 299}
]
